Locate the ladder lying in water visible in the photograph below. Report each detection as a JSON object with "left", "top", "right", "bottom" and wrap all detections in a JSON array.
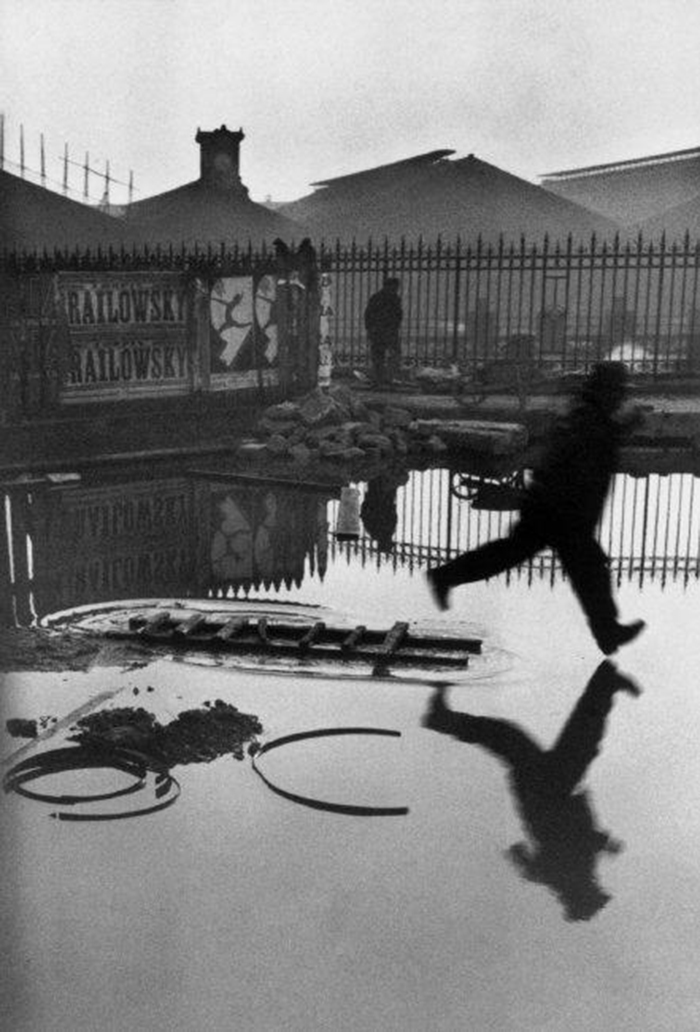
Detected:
[{"left": 106, "top": 609, "right": 482, "bottom": 675}]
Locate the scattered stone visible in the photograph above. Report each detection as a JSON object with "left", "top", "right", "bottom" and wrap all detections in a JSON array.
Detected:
[
  {"left": 263, "top": 401, "right": 301, "bottom": 422},
  {"left": 337, "top": 447, "right": 366, "bottom": 462},
  {"left": 382, "top": 406, "right": 412, "bottom": 428},
  {"left": 319, "top": 440, "right": 350, "bottom": 458},
  {"left": 357, "top": 432, "right": 393, "bottom": 454},
  {"left": 425, "top": 435, "right": 448, "bottom": 454},
  {"left": 299, "top": 391, "right": 348, "bottom": 427},
  {"left": 257, "top": 416, "right": 300, "bottom": 436},
  {"left": 289, "top": 443, "right": 312, "bottom": 464},
  {"left": 265, "top": 434, "right": 289, "bottom": 456},
  {"left": 413, "top": 419, "right": 528, "bottom": 455},
  {"left": 6, "top": 718, "right": 38, "bottom": 739},
  {"left": 236, "top": 442, "right": 268, "bottom": 461},
  {"left": 305, "top": 424, "right": 348, "bottom": 446}
]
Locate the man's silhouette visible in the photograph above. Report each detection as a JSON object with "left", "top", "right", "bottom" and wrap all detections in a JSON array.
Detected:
[
  {"left": 423, "top": 661, "right": 640, "bottom": 921},
  {"left": 360, "top": 471, "right": 408, "bottom": 553},
  {"left": 364, "top": 277, "right": 402, "bottom": 386},
  {"left": 427, "top": 362, "right": 645, "bottom": 655}
]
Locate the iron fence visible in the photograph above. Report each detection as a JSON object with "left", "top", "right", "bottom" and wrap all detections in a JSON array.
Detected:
[
  {"left": 5, "top": 234, "right": 700, "bottom": 391},
  {"left": 320, "top": 233, "right": 700, "bottom": 378}
]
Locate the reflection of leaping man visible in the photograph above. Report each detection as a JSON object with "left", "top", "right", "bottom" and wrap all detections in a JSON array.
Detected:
[{"left": 423, "top": 661, "right": 640, "bottom": 922}]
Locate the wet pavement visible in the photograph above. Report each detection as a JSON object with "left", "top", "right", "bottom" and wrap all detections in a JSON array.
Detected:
[{"left": 2, "top": 467, "right": 700, "bottom": 1030}]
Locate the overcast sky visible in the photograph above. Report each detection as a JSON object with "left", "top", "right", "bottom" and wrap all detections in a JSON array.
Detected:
[{"left": 3, "top": 0, "right": 700, "bottom": 206}]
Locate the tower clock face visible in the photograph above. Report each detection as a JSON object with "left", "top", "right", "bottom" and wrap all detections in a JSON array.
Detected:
[{"left": 214, "top": 153, "right": 234, "bottom": 173}]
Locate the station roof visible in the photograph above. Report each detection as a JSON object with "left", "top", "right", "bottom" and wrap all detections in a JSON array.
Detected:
[
  {"left": 540, "top": 145, "right": 700, "bottom": 227},
  {"left": 278, "top": 150, "right": 620, "bottom": 245},
  {"left": 124, "top": 178, "right": 298, "bottom": 249},
  {"left": 0, "top": 169, "right": 126, "bottom": 252}
]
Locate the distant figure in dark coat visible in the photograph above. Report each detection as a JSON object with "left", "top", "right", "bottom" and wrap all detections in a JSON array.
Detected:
[
  {"left": 423, "top": 660, "right": 640, "bottom": 921},
  {"left": 427, "top": 362, "right": 645, "bottom": 655},
  {"left": 360, "top": 470, "right": 408, "bottom": 553},
  {"left": 364, "top": 278, "right": 402, "bottom": 386}
]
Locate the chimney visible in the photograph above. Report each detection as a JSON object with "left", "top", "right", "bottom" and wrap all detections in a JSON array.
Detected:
[{"left": 195, "top": 124, "right": 248, "bottom": 194}]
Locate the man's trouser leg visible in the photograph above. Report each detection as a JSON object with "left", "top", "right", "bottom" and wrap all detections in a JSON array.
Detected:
[
  {"left": 555, "top": 532, "right": 618, "bottom": 648},
  {"left": 371, "top": 341, "right": 386, "bottom": 384},
  {"left": 433, "top": 516, "right": 547, "bottom": 588}
]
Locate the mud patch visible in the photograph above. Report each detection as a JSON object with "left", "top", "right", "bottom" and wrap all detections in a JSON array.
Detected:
[
  {"left": 0, "top": 627, "right": 153, "bottom": 674},
  {"left": 68, "top": 699, "right": 263, "bottom": 767}
]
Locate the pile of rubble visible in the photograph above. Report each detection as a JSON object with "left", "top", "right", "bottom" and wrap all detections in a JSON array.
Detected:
[{"left": 236, "top": 385, "right": 527, "bottom": 468}]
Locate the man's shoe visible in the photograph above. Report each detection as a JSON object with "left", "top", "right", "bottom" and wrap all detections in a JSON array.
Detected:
[
  {"left": 426, "top": 569, "right": 450, "bottom": 611},
  {"left": 598, "top": 619, "right": 646, "bottom": 656}
]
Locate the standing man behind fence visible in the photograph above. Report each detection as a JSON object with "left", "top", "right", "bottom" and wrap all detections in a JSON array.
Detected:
[{"left": 364, "top": 277, "right": 402, "bottom": 386}]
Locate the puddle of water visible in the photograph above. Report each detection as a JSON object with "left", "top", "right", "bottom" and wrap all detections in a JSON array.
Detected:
[{"left": 2, "top": 466, "right": 700, "bottom": 1030}]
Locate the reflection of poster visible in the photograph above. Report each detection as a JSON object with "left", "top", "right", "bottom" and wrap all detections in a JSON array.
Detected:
[
  {"left": 208, "top": 485, "right": 327, "bottom": 591},
  {"left": 210, "top": 493, "right": 276, "bottom": 581},
  {"left": 28, "top": 479, "right": 195, "bottom": 614},
  {"left": 209, "top": 275, "right": 280, "bottom": 390}
]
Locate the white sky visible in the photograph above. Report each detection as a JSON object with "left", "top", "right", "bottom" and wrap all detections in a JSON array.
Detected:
[{"left": 2, "top": 0, "right": 700, "bottom": 205}]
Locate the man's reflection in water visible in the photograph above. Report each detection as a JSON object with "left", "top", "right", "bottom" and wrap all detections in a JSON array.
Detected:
[
  {"left": 361, "top": 471, "right": 408, "bottom": 554},
  {"left": 423, "top": 661, "right": 640, "bottom": 921}
]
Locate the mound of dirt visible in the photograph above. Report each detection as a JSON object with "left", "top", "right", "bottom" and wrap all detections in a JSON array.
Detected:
[{"left": 68, "top": 699, "right": 263, "bottom": 767}]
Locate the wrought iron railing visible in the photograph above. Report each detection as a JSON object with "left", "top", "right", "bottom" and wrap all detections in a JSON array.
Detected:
[{"left": 318, "top": 233, "right": 700, "bottom": 376}]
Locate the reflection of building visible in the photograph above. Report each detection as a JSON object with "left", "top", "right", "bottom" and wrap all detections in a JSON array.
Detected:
[{"left": 2, "top": 471, "right": 333, "bottom": 626}]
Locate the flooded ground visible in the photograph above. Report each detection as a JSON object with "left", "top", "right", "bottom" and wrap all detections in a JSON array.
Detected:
[{"left": 2, "top": 464, "right": 700, "bottom": 1031}]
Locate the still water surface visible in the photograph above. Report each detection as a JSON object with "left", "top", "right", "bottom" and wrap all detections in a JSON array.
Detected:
[{"left": 2, "top": 466, "right": 700, "bottom": 1031}]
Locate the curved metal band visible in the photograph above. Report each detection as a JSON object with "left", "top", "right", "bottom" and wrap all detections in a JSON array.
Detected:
[{"left": 252, "top": 727, "right": 409, "bottom": 817}]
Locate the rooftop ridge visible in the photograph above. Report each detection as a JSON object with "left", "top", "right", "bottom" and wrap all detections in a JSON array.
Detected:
[
  {"left": 541, "top": 145, "right": 700, "bottom": 182},
  {"left": 311, "top": 149, "right": 455, "bottom": 188}
]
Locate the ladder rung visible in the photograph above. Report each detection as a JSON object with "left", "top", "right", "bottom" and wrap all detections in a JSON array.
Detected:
[
  {"left": 140, "top": 611, "right": 171, "bottom": 637},
  {"left": 174, "top": 614, "right": 208, "bottom": 637},
  {"left": 379, "top": 622, "right": 409, "bottom": 656},
  {"left": 298, "top": 622, "right": 326, "bottom": 651},
  {"left": 216, "top": 617, "right": 249, "bottom": 641},
  {"left": 341, "top": 625, "right": 366, "bottom": 653}
]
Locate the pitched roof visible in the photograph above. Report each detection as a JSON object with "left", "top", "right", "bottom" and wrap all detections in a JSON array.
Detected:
[
  {"left": 540, "top": 146, "right": 700, "bottom": 226},
  {"left": 123, "top": 179, "right": 298, "bottom": 248},
  {"left": 0, "top": 169, "right": 126, "bottom": 251},
  {"left": 310, "top": 150, "right": 455, "bottom": 188},
  {"left": 636, "top": 191, "right": 700, "bottom": 242},
  {"left": 279, "top": 151, "right": 619, "bottom": 244}
]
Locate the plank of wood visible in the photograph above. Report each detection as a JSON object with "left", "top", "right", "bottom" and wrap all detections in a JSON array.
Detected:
[
  {"left": 378, "top": 622, "right": 410, "bottom": 656},
  {"left": 341, "top": 625, "right": 366, "bottom": 653},
  {"left": 140, "top": 611, "right": 172, "bottom": 637},
  {"left": 297, "top": 622, "right": 326, "bottom": 651},
  {"left": 215, "top": 617, "right": 249, "bottom": 642},
  {"left": 174, "top": 613, "right": 209, "bottom": 637}
]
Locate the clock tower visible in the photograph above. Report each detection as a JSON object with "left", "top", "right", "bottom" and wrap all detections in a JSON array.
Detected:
[{"left": 196, "top": 124, "right": 248, "bottom": 194}]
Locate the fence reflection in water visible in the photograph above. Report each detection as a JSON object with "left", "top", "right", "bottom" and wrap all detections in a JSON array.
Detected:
[
  {"left": 330, "top": 469, "right": 700, "bottom": 588},
  {"left": 2, "top": 468, "right": 699, "bottom": 629}
]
